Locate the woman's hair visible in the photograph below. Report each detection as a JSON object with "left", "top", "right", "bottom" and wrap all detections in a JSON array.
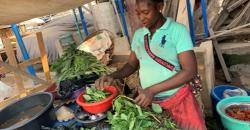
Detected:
[{"left": 152, "top": 0, "right": 164, "bottom": 3}]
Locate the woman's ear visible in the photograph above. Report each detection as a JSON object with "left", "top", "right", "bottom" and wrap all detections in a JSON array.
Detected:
[{"left": 157, "top": 3, "right": 164, "bottom": 13}]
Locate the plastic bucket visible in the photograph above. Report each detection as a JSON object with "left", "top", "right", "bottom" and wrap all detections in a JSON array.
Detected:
[
  {"left": 211, "top": 85, "right": 242, "bottom": 107},
  {"left": 216, "top": 96, "right": 250, "bottom": 130}
]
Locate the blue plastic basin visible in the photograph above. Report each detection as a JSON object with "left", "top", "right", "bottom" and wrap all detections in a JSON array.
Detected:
[{"left": 211, "top": 85, "right": 250, "bottom": 108}]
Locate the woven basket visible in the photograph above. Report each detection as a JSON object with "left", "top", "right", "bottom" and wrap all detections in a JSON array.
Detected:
[
  {"left": 125, "top": 70, "right": 140, "bottom": 90},
  {"left": 109, "top": 61, "right": 141, "bottom": 95},
  {"left": 82, "top": 29, "right": 114, "bottom": 65}
]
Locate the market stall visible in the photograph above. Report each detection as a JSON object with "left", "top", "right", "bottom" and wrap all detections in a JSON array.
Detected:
[{"left": 1, "top": 0, "right": 250, "bottom": 130}]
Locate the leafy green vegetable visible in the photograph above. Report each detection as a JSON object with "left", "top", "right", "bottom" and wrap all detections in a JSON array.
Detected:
[
  {"left": 83, "top": 87, "right": 111, "bottom": 103},
  {"left": 108, "top": 95, "right": 177, "bottom": 130},
  {"left": 80, "top": 127, "right": 96, "bottom": 130},
  {"left": 51, "top": 45, "right": 110, "bottom": 82},
  {"left": 152, "top": 103, "right": 163, "bottom": 114}
]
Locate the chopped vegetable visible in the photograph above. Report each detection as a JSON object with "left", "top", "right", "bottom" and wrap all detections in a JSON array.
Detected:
[
  {"left": 108, "top": 95, "right": 177, "bottom": 130},
  {"left": 51, "top": 45, "right": 110, "bottom": 82},
  {"left": 83, "top": 87, "right": 111, "bottom": 103}
]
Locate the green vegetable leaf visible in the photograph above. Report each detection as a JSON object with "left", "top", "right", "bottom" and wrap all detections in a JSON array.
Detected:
[
  {"left": 152, "top": 103, "right": 163, "bottom": 114},
  {"left": 121, "top": 113, "right": 128, "bottom": 120},
  {"left": 129, "top": 117, "right": 136, "bottom": 130},
  {"left": 136, "top": 105, "right": 143, "bottom": 116},
  {"left": 83, "top": 95, "right": 92, "bottom": 102},
  {"left": 86, "top": 87, "right": 94, "bottom": 95},
  {"left": 114, "top": 100, "right": 122, "bottom": 113},
  {"left": 83, "top": 87, "right": 111, "bottom": 103},
  {"left": 51, "top": 45, "right": 111, "bottom": 82},
  {"left": 108, "top": 96, "right": 177, "bottom": 130}
]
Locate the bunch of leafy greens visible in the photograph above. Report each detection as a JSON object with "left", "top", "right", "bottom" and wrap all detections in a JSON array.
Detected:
[
  {"left": 51, "top": 45, "right": 110, "bottom": 82},
  {"left": 108, "top": 95, "right": 177, "bottom": 130},
  {"left": 83, "top": 87, "right": 111, "bottom": 103}
]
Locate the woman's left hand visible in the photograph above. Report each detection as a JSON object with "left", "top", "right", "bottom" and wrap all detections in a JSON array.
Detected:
[{"left": 135, "top": 88, "right": 154, "bottom": 107}]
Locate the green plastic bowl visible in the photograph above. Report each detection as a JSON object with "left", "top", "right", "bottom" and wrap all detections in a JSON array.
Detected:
[{"left": 216, "top": 96, "right": 250, "bottom": 130}]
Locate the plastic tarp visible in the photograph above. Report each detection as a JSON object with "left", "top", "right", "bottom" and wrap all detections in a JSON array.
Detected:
[
  {"left": 16, "top": 13, "right": 95, "bottom": 64},
  {"left": 0, "top": 0, "right": 93, "bottom": 25}
]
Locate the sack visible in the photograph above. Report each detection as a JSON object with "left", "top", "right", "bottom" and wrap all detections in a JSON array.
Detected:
[{"left": 144, "top": 34, "right": 202, "bottom": 95}]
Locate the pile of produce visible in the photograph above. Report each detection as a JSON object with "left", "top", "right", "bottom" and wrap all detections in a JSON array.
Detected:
[
  {"left": 226, "top": 105, "right": 250, "bottom": 121},
  {"left": 83, "top": 87, "right": 111, "bottom": 103},
  {"left": 108, "top": 95, "right": 177, "bottom": 130},
  {"left": 51, "top": 45, "right": 110, "bottom": 82}
]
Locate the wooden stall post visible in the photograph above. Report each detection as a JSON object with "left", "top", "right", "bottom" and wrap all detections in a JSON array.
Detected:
[
  {"left": 2, "top": 39, "right": 26, "bottom": 94},
  {"left": 36, "top": 32, "right": 51, "bottom": 81}
]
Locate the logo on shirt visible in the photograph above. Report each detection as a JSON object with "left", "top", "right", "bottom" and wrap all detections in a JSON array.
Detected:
[{"left": 160, "top": 35, "right": 167, "bottom": 48}]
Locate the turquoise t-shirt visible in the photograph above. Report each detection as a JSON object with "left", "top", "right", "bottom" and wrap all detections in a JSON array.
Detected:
[{"left": 131, "top": 18, "right": 193, "bottom": 97}]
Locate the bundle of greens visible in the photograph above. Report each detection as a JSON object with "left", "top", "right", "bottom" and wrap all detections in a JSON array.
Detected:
[
  {"left": 108, "top": 96, "right": 177, "bottom": 130},
  {"left": 51, "top": 45, "right": 110, "bottom": 82},
  {"left": 83, "top": 87, "right": 111, "bottom": 103}
]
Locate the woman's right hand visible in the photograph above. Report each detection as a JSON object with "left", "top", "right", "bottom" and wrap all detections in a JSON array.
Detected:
[{"left": 95, "top": 75, "right": 115, "bottom": 90}]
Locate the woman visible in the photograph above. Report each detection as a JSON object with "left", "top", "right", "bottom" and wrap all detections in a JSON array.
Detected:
[{"left": 95, "top": 0, "right": 206, "bottom": 129}]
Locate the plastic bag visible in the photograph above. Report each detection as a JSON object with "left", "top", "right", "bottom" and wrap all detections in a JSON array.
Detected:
[{"left": 223, "top": 88, "right": 248, "bottom": 98}]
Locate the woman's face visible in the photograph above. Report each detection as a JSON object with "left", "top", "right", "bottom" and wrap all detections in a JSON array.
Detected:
[{"left": 135, "top": 0, "right": 160, "bottom": 28}]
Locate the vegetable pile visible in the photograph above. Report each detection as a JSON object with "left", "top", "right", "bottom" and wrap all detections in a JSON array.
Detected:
[
  {"left": 83, "top": 87, "right": 111, "bottom": 103},
  {"left": 51, "top": 45, "right": 110, "bottom": 82},
  {"left": 108, "top": 96, "right": 177, "bottom": 130}
]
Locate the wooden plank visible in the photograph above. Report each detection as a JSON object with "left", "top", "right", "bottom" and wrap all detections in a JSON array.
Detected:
[
  {"left": 194, "top": 40, "right": 215, "bottom": 116},
  {"left": 197, "top": 26, "right": 250, "bottom": 41},
  {"left": 222, "top": 0, "right": 231, "bottom": 7},
  {"left": 209, "top": 29, "right": 232, "bottom": 82},
  {"left": 0, "top": 54, "right": 3, "bottom": 61},
  {"left": 205, "top": 22, "right": 250, "bottom": 40},
  {"left": 162, "top": 0, "right": 171, "bottom": 17},
  {"left": 0, "top": 66, "right": 11, "bottom": 73},
  {"left": 0, "top": 62, "right": 50, "bottom": 86},
  {"left": 239, "top": 2, "right": 250, "bottom": 26},
  {"left": 215, "top": 28, "right": 250, "bottom": 40},
  {"left": 205, "top": 0, "right": 222, "bottom": 29},
  {"left": 18, "top": 57, "right": 41, "bottom": 69},
  {"left": 168, "top": 0, "right": 180, "bottom": 20},
  {"left": 0, "top": 95, "right": 20, "bottom": 109},
  {"left": 2, "top": 39, "right": 25, "bottom": 94},
  {"left": 36, "top": 32, "right": 51, "bottom": 81},
  {"left": 205, "top": 0, "right": 230, "bottom": 30},
  {"left": 227, "top": 0, "right": 249, "bottom": 12},
  {"left": 26, "top": 84, "right": 49, "bottom": 95},
  {"left": 208, "top": 0, "right": 230, "bottom": 30},
  {"left": 213, "top": 9, "right": 229, "bottom": 31},
  {"left": 194, "top": 49, "right": 210, "bottom": 115},
  {"left": 176, "top": 0, "right": 195, "bottom": 30},
  {"left": 226, "top": 1, "right": 250, "bottom": 29},
  {"left": 0, "top": 84, "right": 51, "bottom": 109},
  {"left": 0, "top": 91, "right": 27, "bottom": 109}
]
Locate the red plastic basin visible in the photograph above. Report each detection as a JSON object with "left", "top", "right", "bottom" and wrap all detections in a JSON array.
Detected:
[{"left": 76, "top": 86, "right": 118, "bottom": 114}]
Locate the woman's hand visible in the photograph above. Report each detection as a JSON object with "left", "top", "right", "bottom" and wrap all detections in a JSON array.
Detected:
[
  {"left": 95, "top": 75, "right": 115, "bottom": 90},
  {"left": 135, "top": 87, "right": 154, "bottom": 107}
]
